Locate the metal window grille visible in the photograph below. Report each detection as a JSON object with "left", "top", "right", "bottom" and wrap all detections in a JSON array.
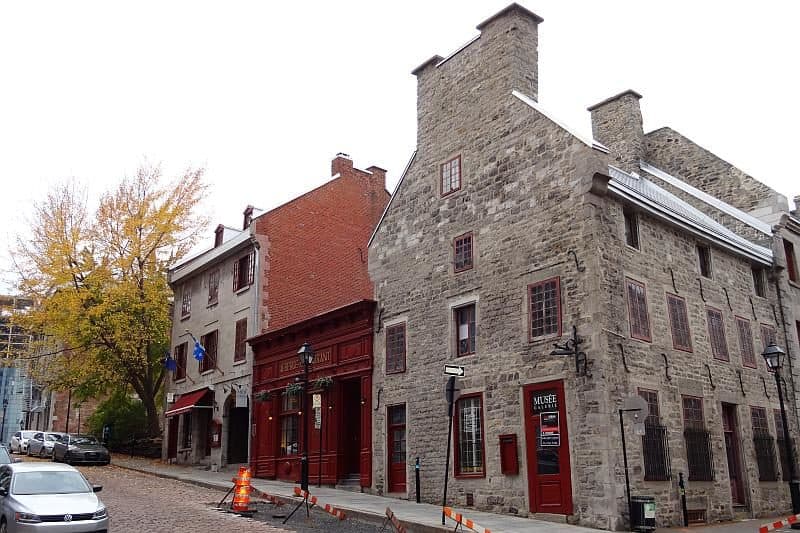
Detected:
[
  {"left": 457, "top": 396, "right": 483, "bottom": 474},
  {"left": 181, "top": 287, "right": 191, "bottom": 317},
  {"left": 642, "top": 422, "right": 671, "bottom": 481},
  {"left": 753, "top": 430, "right": 779, "bottom": 481},
  {"left": 707, "top": 308, "right": 729, "bottom": 361},
  {"left": 684, "top": 427, "right": 714, "bottom": 481}
]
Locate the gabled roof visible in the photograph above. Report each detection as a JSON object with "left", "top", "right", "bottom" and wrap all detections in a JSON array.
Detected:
[
  {"left": 608, "top": 165, "right": 772, "bottom": 264},
  {"left": 368, "top": 151, "right": 416, "bottom": 247}
]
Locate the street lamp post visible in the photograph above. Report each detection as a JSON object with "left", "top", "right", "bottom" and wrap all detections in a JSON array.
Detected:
[
  {"left": 297, "top": 342, "right": 315, "bottom": 492},
  {"left": 763, "top": 342, "right": 800, "bottom": 525}
]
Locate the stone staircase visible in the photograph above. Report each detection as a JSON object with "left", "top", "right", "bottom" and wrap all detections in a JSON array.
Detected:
[{"left": 335, "top": 474, "right": 362, "bottom": 492}]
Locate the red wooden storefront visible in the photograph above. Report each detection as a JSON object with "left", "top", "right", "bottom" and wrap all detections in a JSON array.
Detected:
[{"left": 249, "top": 300, "right": 374, "bottom": 488}]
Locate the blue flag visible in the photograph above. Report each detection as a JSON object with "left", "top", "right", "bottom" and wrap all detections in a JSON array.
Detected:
[
  {"left": 163, "top": 352, "right": 177, "bottom": 372},
  {"left": 193, "top": 341, "right": 206, "bottom": 361}
]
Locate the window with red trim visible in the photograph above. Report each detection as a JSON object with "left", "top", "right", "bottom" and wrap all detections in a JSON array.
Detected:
[
  {"left": 455, "top": 304, "right": 476, "bottom": 356},
  {"left": 707, "top": 308, "right": 729, "bottom": 361},
  {"left": 529, "top": 278, "right": 561, "bottom": 340},
  {"left": 199, "top": 330, "right": 218, "bottom": 373},
  {"left": 454, "top": 395, "right": 484, "bottom": 477},
  {"left": 626, "top": 278, "right": 651, "bottom": 341},
  {"left": 174, "top": 342, "right": 187, "bottom": 381},
  {"left": 667, "top": 293, "right": 692, "bottom": 351},
  {"left": 385, "top": 323, "right": 406, "bottom": 374},
  {"left": 736, "top": 317, "right": 756, "bottom": 368},
  {"left": 785, "top": 239, "right": 797, "bottom": 282},
  {"left": 454, "top": 233, "right": 473, "bottom": 272},
  {"left": 441, "top": 156, "right": 462, "bottom": 196},
  {"left": 760, "top": 324, "right": 777, "bottom": 352},
  {"left": 234, "top": 318, "right": 247, "bottom": 362}
]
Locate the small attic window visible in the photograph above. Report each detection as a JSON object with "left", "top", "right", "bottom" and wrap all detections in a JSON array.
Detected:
[
  {"left": 697, "top": 244, "right": 712, "bottom": 279},
  {"left": 623, "top": 208, "right": 640, "bottom": 250}
]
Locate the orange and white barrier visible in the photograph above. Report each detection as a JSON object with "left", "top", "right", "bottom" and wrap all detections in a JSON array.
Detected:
[
  {"left": 759, "top": 513, "right": 800, "bottom": 533},
  {"left": 443, "top": 506, "right": 493, "bottom": 533},
  {"left": 292, "top": 487, "right": 346, "bottom": 520},
  {"left": 231, "top": 466, "right": 254, "bottom": 513},
  {"left": 384, "top": 507, "right": 406, "bottom": 533}
]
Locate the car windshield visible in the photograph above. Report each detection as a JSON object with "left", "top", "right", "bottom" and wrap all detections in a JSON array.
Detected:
[
  {"left": 71, "top": 436, "right": 98, "bottom": 445},
  {"left": 0, "top": 448, "right": 10, "bottom": 464},
  {"left": 45, "top": 434, "right": 62, "bottom": 442},
  {"left": 21, "top": 432, "right": 36, "bottom": 439},
  {"left": 12, "top": 471, "right": 91, "bottom": 495}
]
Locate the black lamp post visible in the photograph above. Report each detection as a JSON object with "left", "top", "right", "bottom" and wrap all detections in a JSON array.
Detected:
[
  {"left": 763, "top": 342, "right": 800, "bottom": 524},
  {"left": 0, "top": 398, "right": 8, "bottom": 444},
  {"left": 297, "top": 342, "right": 315, "bottom": 492}
]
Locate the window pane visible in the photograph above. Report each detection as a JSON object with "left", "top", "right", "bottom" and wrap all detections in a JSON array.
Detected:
[
  {"left": 280, "top": 416, "right": 298, "bottom": 456},
  {"left": 455, "top": 304, "right": 476, "bottom": 356},
  {"left": 457, "top": 397, "right": 483, "bottom": 474},
  {"left": 386, "top": 324, "right": 406, "bottom": 373},
  {"left": 530, "top": 278, "right": 560, "bottom": 338},
  {"left": 454, "top": 234, "right": 473, "bottom": 271}
]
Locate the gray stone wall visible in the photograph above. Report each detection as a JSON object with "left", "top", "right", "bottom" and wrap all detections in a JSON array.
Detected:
[{"left": 644, "top": 127, "right": 788, "bottom": 218}]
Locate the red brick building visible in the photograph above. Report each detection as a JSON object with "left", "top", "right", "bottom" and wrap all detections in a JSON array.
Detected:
[{"left": 248, "top": 154, "right": 389, "bottom": 485}]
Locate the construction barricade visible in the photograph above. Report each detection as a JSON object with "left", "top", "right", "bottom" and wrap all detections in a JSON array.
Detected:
[
  {"left": 759, "top": 513, "right": 800, "bottom": 533},
  {"left": 381, "top": 507, "right": 406, "bottom": 533},
  {"left": 443, "top": 506, "right": 493, "bottom": 533}
]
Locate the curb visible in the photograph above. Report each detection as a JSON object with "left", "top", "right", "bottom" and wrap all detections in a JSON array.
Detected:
[{"left": 110, "top": 461, "right": 450, "bottom": 533}]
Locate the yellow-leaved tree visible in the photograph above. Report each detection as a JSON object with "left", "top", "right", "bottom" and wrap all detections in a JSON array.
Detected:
[{"left": 13, "top": 165, "right": 208, "bottom": 436}]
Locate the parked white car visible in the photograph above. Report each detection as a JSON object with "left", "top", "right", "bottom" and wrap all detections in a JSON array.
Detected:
[
  {"left": 26, "top": 433, "right": 65, "bottom": 458},
  {"left": 7, "top": 433, "right": 37, "bottom": 455}
]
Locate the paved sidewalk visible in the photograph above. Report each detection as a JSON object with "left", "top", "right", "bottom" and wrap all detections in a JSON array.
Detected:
[{"left": 110, "top": 456, "right": 594, "bottom": 532}]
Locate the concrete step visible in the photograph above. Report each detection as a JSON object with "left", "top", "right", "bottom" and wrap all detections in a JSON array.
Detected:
[{"left": 335, "top": 475, "right": 362, "bottom": 492}]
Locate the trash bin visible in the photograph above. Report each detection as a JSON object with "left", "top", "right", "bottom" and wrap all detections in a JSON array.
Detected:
[{"left": 630, "top": 495, "right": 656, "bottom": 532}]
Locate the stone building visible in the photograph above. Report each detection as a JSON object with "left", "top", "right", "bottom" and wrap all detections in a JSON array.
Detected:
[
  {"left": 164, "top": 220, "right": 261, "bottom": 467},
  {"left": 368, "top": 3, "right": 799, "bottom": 529}
]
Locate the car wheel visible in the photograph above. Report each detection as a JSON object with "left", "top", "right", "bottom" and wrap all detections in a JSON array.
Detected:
[
  {"left": 39, "top": 447, "right": 46, "bottom": 458},
  {"left": 0, "top": 518, "right": 7, "bottom": 533}
]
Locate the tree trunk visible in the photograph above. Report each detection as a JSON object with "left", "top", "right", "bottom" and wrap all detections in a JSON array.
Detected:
[{"left": 141, "top": 392, "right": 161, "bottom": 437}]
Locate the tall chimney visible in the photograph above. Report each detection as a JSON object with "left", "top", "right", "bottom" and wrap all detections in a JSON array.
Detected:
[
  {"left": 243, "top": 205, "right": 254, "bottom": 230},
  {"left": 214, "top": 224, "right": 225, "bottom": 247},
  {"left": 332, "top": 153, "right": 353, "bottom": 176},
  {"left": 588, "top": 90, "right": 644, "bottom": 172}
]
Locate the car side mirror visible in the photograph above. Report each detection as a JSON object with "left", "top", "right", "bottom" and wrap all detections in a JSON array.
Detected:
[
  {"left": 12, "top": 458, "right": 22, "bottom": 463},
  {"left": 92, "top": 485, "right": 102, "bottom": 493}
]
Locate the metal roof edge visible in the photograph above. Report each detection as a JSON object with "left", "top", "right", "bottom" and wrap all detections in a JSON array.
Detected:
[
  {"left": 640, "top": 161, "right": 773, "bottom": 235},
  {"left": 368, "top": 150, "right": 417, "bottom": 248},
  {"left": 608, "top": 180, "right": 772, "bottom": 265}
]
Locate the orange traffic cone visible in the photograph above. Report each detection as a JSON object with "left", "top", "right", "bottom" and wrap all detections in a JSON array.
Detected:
[{"left": 232, "top": 466, "right": 253, "bottom": 513}]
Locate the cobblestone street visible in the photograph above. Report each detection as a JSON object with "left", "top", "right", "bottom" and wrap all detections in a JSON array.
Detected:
[{"left": 75, "top": 464, "right": 290, "bottom": 533}]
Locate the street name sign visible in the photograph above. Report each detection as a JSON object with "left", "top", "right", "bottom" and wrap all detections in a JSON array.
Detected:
[{"left": 443, "top": 364, "right": 466, "bottom": 377}]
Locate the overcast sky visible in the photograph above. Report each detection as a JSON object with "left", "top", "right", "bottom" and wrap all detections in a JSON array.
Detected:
[{"left": 1, "top": 0, "right": 798, "bottom": 293}]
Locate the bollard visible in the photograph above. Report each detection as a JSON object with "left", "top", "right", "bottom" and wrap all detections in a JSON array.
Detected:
[
  {"left": 679, "top": 472, "right": 688, "bottom": 527},
  {"left": 415, "top": 457, "right": 421, "bottom": 504}
]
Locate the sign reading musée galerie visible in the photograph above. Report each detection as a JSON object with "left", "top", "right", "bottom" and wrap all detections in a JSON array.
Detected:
[{"left": 532, "top": 390, "right": 560, "bottom": 447}]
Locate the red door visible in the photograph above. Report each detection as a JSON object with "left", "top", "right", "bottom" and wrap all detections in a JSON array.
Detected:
[
  {"left": 387, "top": 404, "right": 406, "bottom": 493},
  {"left": 722, "top": 404, "right": 746, "bottom": 506},
  {"left": 524, "top": 380, "right": 573, "bottom": 515}
]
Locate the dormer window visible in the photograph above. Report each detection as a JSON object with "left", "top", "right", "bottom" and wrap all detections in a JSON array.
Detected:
[{"left": 441, "top": 156, "right": 462, "bottom": 197}]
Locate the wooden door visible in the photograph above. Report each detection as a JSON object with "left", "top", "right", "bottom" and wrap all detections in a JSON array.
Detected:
[
  {"left": 722, "top": 404, "right": 746, "bottom": 506},
  {"left": 524, "top": 380, "right": 573, "bottom": 515},
  {"left": 167, "top": 417, "right": 178, "bottom": 459},
  {"left": 387, "top": 404, "right": 406, "bottom": 493},
  {"left": 340, "top": 379, "right": 361, "bottom": 476}
]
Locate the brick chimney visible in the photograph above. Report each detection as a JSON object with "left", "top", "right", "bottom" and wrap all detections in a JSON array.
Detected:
[
  {"left": 332, "top": 153, "right": 353, "bottom": 176},
  {"left": 366, "top": 165, "right": 387, "bottom": 190},
  {"left": 214, "top": 224, "right": 225, "bottom": 247},
  {"left": 588, "top": 90, "right": 644, "bottom": 172}
]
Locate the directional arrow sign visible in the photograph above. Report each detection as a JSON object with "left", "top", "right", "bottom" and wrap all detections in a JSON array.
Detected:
[{"left": 443, "top": 364, "right": 465, "bottom": 377}]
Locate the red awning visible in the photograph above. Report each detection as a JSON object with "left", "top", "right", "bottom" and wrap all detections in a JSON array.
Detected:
[{"left": 165, "top": 388, "right": 211, "bottom": 418}]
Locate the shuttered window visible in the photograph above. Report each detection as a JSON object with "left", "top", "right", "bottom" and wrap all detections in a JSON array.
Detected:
[
  {"left": 667, "top": 294, "right": 692, "bottom": 352},
  {"left": 626, "top": 278, "right": 651, "bottom": 341},
  {"left": 707, "top": 308, "right": 729, "bottom": 361},
  {"left": 736, "top": 317, "right": 757, "bottom": 368},
  {"left": 234, "top": 318, "right": 247, "bottom": 362}
]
